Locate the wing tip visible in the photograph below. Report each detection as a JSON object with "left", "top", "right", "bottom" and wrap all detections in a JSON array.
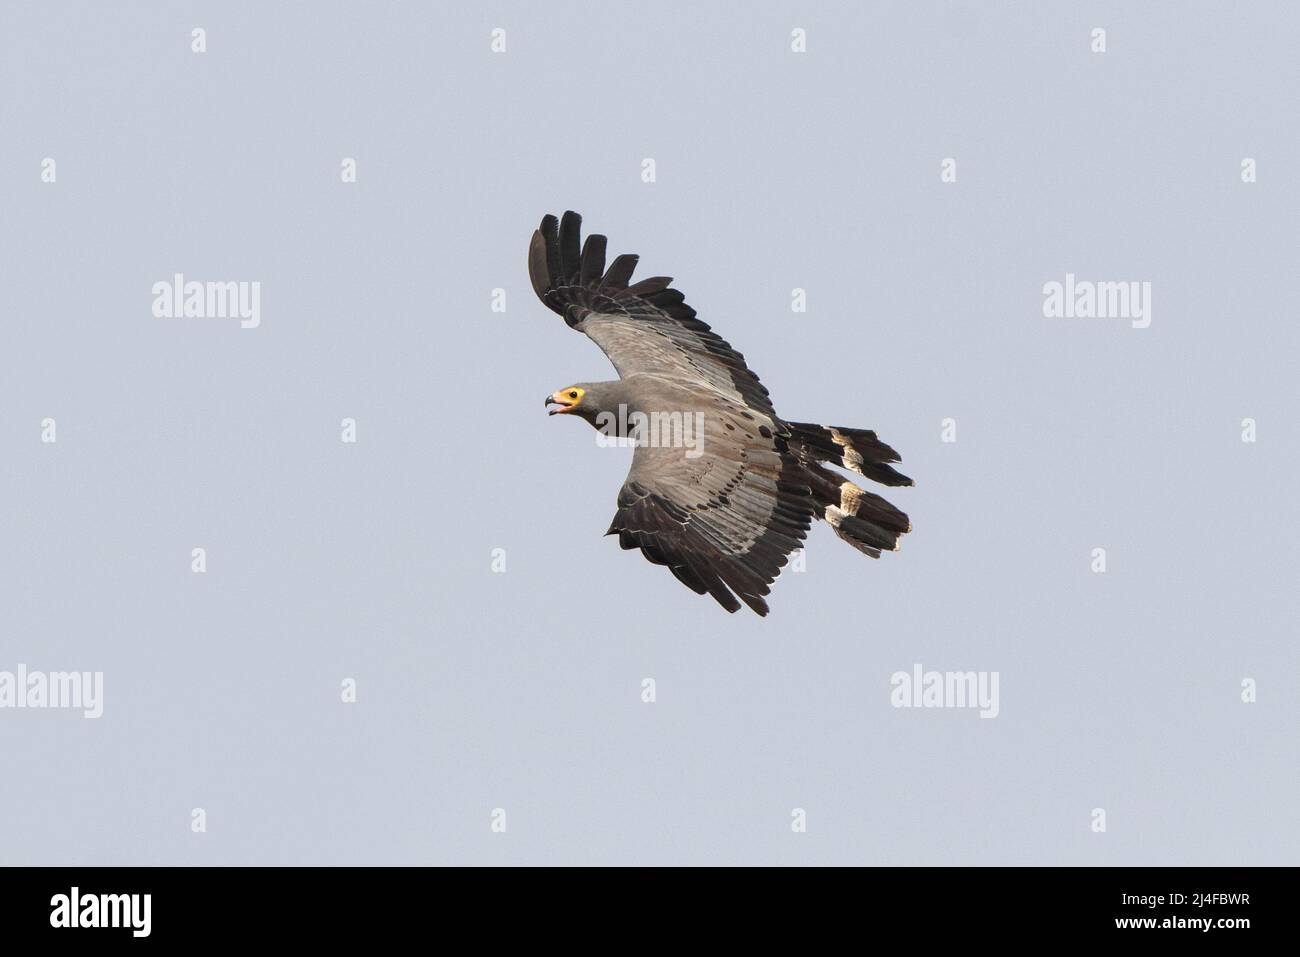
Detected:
[{"left": 530, "top": 211, "right": 651, "bottom": 317}]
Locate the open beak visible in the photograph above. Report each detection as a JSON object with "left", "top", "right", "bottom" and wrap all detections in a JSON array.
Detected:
[{"left": 545, "top": 393, "right": 575, "bottom": 416}]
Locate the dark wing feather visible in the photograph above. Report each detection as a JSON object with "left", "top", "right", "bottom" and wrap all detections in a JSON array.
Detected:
[
  {"left": 605, "top": 422, "right": 814, "bottom": 616},
  {"left": 529, "top": 211, "right": 776, "bottom": 417},
  {"left": 579, "top": 234, "right": 606, "bottom": 286},
  {"left": 558, "top": 211, "right": 581, "bottom": 281}
]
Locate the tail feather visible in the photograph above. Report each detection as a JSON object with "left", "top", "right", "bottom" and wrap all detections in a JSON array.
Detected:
[
  {"left": 789, "top": 423, "right": 913, "bottom": 557},
  {"left": 786, "top": 421, "right": 913, "bottom": 488}
]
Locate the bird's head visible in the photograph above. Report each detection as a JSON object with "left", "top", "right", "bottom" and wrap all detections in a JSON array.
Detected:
[
  {"left": 545, "top": 385, "right": 587, "bottom": 416},
  {"left": 545, "top": 381, "right": 625, "bottom": 429}
]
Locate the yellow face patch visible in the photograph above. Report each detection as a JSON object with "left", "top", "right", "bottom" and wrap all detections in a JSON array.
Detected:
[{"left": 546, "top": 386, "right": 585, "bottom": 415}]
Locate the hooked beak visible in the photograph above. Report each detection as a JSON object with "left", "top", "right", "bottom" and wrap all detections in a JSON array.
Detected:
[{"left": 545, "top": 392, "right": 575, "bottom": 416}]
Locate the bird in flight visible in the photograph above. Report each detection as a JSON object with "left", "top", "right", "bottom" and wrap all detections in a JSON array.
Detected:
[{"left": 532, "top": 212, "right": 912, "bottom": 616}]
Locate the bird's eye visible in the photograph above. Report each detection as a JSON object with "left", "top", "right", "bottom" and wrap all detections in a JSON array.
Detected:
[{"left": 568, "top": 391, "right": 579, "bottom": 399}]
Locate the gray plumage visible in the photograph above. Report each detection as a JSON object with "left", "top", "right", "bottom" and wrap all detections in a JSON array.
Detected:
[{"left": 534, "top": 211, "right": 912, "bottom": 616}]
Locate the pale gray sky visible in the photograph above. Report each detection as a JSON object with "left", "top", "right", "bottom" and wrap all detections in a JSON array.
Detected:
[{"left": 1, "top": 1, "right": 1296, "bottom": 865}]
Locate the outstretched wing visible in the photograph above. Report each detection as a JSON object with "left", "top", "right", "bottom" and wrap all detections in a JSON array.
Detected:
[
  {"left": 529, "top": 211, "right": 776, "bottom": 416},
  {"left": 530, "top": 211, "right": 813, "bottom": 615},
  {"left": 607, "top": 415, "right": 815, "bottom": 616}
]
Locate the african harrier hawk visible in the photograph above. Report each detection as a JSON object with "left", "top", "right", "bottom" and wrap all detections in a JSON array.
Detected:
[{"left": 532, "top": 211, "right": 912, "bottom": 616}]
